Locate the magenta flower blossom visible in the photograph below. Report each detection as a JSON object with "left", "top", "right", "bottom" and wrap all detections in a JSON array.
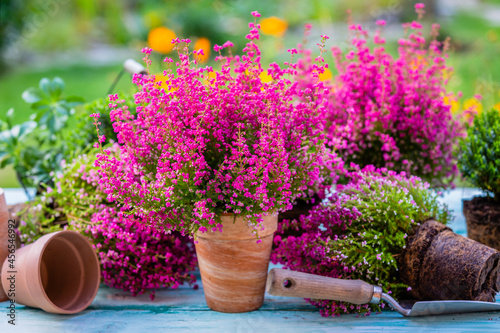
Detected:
[
  {"left": 84, "top": 205, "right": 197, "bottom": 299},
  {"left": 318, "top": 5, "right": 469, "bottom": 188},
  {"left": 94, "top": 14, "right": 336, "bottom": 237}
]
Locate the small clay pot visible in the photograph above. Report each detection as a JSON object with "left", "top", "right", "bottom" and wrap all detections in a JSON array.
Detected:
[
  {"left": 0, "top": 230, "right": 101, "bottom": 314},
  {"left": 0, "top": 189, "right": 10, "bottom": 301},
  {"left": 195, "top": 213, "right": 278, "bottom": 313},
  {"left": 463, "top": 196, "right": 500, "bottom": 251}
]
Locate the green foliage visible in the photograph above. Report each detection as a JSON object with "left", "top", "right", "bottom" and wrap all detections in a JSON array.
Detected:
[
  {"left": 0, "top": 77, "right": 83, "bottom": 196},
  {"left": 0, "top": 75, "right": 136, "bottom": 196},
  {"left": 459, "top": 108, "right": 500, "bottom": 200},
  {"left": 17, "top": 150, "right": 104, "bottom": 244},
  {"left": 334, "top": 172, "right": 452, "bottom": 297},
  {"left": 68, "top": 94, "right": 135, "bottom": 149},
  {"left": 21, "top": 77, "right": 84, "bottom": 137},
  {"left": 274, "top": 170, "right": 453, "bottom": 315}
]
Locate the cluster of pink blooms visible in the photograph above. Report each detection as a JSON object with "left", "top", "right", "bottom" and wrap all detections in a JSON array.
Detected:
[
  {"left": 324, "top": 3, "right": 467, "bottom": 188},
  {"left": 271, "top": 199, "right": 370, "bottom": 316},
  {"left": 67, "top": 149, "right": 197, "bottom": 298},
  {"left": 85, "top": 205, "right": 197, "bottom": 299},
  {"left": 94, "top": 12, "right": 337, "bottom": 236}
]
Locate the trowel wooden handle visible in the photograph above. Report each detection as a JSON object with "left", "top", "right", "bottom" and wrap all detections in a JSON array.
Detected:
[{"left": 266, "top": 268, "right": 376, "bottom": 305}]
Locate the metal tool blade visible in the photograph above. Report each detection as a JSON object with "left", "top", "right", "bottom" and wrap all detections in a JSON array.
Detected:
[{"left": 408, "top": 300, "right": 500, "bottom": 317}]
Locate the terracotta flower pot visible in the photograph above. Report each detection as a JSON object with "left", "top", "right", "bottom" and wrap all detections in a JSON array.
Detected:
[
  {"left": 0, "top": 230, "right": 101, "bottom": 314},
  {"left": 463, "top": 196, "right": 500, "bottom": 251},
  {"left": 195, "top": 213, "right": 278, "bottom": 313}
]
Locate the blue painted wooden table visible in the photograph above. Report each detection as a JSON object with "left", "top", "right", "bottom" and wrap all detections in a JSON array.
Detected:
[{"left": 1, "top": 188, "right": 500, "bottom": 332}]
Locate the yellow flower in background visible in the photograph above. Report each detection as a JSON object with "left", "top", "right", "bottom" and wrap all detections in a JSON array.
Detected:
[
  {"left": 443, "top": 95, "right": 460, "bottom": 114},
  {"left": 410, "top": 55, "right": 428, "bottom": 70},
  {"left": 154, "top": 73, "right": 167, "bottom": 85},
  {"left": 494, "top": 102, "right": 500, "bottom": 111},
  {"left": 193, "top": 37, "right": 211, "bottom": 63},
  {"left": 442, "top": 67, "right": 453, "bottom": 81},
  {"left": 260, "top": 17, "right": 288, "bottom": 37},
  {"left": 153, "top": 73, "right": 177, "bottom": 93},
  {"left": 259, "top": 71, "right": 273, "bottom": 83},
  {"left": 463, "top": 98, "right": 483, "bottom": 114},
  {"left": 148, "top": 27, "right": 176, "bottom": 54},
  {"left": 203, "top": 71, "right": 217, "bottom": 86},
  {"left": 318, "top": 68, "right": 333, "bottom": 81}
]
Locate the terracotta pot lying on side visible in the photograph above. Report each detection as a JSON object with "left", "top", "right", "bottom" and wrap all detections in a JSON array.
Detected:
[
  {"left": 463, "top": 196, "right": 500, "bottom": 251},
  {"left": 0, "top": 230, "right": 101, "bottom": 314},
  {"left": 195, "top": 213, "right": 278, "bottom": 313}
]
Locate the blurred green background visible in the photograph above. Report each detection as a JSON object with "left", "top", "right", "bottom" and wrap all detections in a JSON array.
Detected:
[{"left": 1, "top": 0, "right": 500, "bottom": 188}]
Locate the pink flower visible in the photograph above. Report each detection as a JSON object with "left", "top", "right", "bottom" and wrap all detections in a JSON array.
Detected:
[{"left": 94, "top": 12, "right": 334, "bottom": 238}]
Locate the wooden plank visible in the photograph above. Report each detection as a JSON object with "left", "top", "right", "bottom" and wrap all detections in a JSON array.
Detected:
[{"left": 1, "top": 307, "right": 500, "bottom": 332}]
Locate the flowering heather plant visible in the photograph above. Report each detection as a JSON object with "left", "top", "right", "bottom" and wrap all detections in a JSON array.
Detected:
[
  {"left": 95, "top": 12, "right": 334, "bottom": 237},
  {"left": 324, "top": 3, "right": 468, "bottom": 188},
  {"left": 272, "top": 166, "right": 451, "bottom": 316},
  {"left": 17, "top": 150, "right": 197, "bottom": 298}
]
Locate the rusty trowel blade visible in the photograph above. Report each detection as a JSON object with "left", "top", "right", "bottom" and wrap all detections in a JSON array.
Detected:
[{"left": 408, "top": 300, "right": 500, "bottom": 317}]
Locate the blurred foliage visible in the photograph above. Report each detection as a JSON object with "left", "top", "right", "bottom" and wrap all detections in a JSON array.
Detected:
[
  {"left": 0, "top": 77, "right": 82, "bottom": 196},
  {"left": 0, "top": 64, "right": 134, "bottom": 124},
  {"left": 441, "top": 12, "right": 500, "bottom": 105},
  {"left": 0, "top": 76, "right": 136, "bottom": 196}
]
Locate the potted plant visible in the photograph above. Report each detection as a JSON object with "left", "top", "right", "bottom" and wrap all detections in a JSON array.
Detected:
[
  {"left": 460, "top": 108, "right": 500, "bottom": 250},
  {"left": 272, "top": 167, "right": 500, "bottom": 317},
  {"left": 94, "top": 12, "right": 332, "bottom": 313}
]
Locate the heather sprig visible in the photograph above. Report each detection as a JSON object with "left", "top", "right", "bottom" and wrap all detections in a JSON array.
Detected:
[
  {"left": 272, "top": 167, "right": 452, "bottom": 317},
  {"left": 459, "top": 108, "right": 500, "bottom": 200},
  {"left": 95, "top": 12, "right": 334, "bottom": 238},
  {"left": 323, "top": 3, "right": 469, "bottom": 188},
  {"left": 17, "top": 149, "right": 197, "bottom": 298}
]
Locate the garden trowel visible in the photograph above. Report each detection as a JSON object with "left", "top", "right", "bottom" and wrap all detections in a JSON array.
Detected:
[{"left": 266, "top": 268, "right": 500, "bottom": 317}]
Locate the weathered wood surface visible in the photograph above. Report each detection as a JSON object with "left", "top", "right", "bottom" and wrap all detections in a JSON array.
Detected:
[{"left": 1, "top": 187, "right": 500, "bottom": 332}]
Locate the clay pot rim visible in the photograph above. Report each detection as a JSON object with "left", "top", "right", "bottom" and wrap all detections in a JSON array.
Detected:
[
  {"left": 219, "top": 211, "right": 276, "bottom": 217},
  {"left": 30, "top": 230, "right": 100, "bottom": 314},
  {"left": 196, "top": 212, "right": 278, "bottom": 240}
]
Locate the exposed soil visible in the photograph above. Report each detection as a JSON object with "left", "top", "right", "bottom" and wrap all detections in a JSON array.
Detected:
[
  {"left": 400, "top": 219, "right": 500, "bottom": 302},
  {"left": 463, "top": 196, "right": 500, "bottom": 251}
]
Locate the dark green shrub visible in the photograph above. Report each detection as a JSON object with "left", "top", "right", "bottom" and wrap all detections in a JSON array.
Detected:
[{"left": 459, "top": 108, "right": 500, "bottom": 200}]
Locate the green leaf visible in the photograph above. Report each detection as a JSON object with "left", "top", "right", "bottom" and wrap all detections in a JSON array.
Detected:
[
  {"left": 6, "top": 108, "right": 14, "bottom": 128},
  {"left": 18, "top": 121, "right": 37, "bottom": 139},
  {"left": 31, "top": 100, "right": 51, "bottom": 111},
  {"left": 39, "top": 78, "right": 51, "bottom": 95},
  {"left": 22, "top": 88, "right": 43, "bottom": 104},
  {"left": 49, "top": 77, "right": 65, "bottom": 99},
  {"left": 65, "top": 96, "right": 85, "bottom": 104}
]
